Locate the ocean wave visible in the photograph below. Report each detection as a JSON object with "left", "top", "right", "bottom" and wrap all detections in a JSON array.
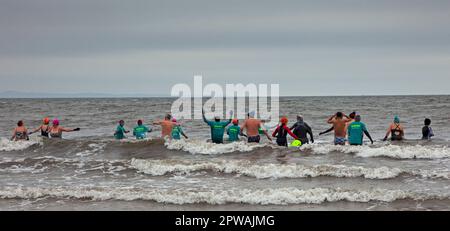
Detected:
[
  {"left": 165, "top": 139, "right": 268, "bottom": 155},
  {"left": 300, "top": 144, "right": 450, "bottom": 159},
  {"left": 0, "top": 186, "right": 442, "bottom": 205},
  {"left": 130, "top": 158, "right": 450, "bottom": 180},
  {"left": 0, "top": 138, "right": 41, "bottom": 152}
]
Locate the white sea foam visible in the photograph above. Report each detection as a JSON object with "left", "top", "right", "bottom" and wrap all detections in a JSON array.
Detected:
[
  {"left": 0, "top": 186, "right": 441, "bottom": 205},
  {"left": 165, "top": 139, "right": 267, "bottom": 155},
  {"left": 300, "top": 144, "right": 450, "bottom": 159},
  {"left": 131, "top": 158, "right": 450, "bottom": 179},
  {"left": 0, "top": 138, "right": 40, "bottom": 152}
]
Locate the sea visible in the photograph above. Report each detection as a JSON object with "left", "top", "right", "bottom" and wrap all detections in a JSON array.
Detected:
[{"left": 0, "top": 95, "right": 449, "bottom": 210}]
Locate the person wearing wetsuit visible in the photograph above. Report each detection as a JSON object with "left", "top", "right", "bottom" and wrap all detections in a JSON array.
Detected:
[
  {"left": 202, "top": 110, "right": 232, "bottom": 144},
  {"left": 49, "top": 118, "right": 80, "bottom": 139},
  {"left": 114, "top": 120, "right": 130, "bottom": 140},
  {"left": 133, "top": 119, "right": 151, "bottom": 139},
  {"left": 11, "top": 120, "right": 29, "bottom": 141},
  {"left": 272, "top": 117, "right": 299, "bottom": 147},
  {"left": 290, "top": 115, "right": 314, "bottom": 144},
  {"left": 347, "top": 115, "right": 374, "bottom": 145},
  {"left": 29, "top": 117, "right": 51, "bottom": 138},
  {"left": 171, "top": 118, "right": 188, "bottom": 140},
  {"left": 383, "top": 116, "right": 404, "bottom": 141},
  {"left": 227, "top": 119, "right": 242, "bottom": 142},
  {"left": 422, "top": 118, "right": 434, "bottom": 140}
]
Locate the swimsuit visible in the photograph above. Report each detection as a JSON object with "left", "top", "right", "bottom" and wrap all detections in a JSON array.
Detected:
[
  {"left": 247, "top": 135, "right": 261, "bottom": 143},
  {"left": 391, "top": 124, "right": 403, "bottom": 141},
  {"left": 334, "top": 137, "right": 346, "bottom": 145},
  {"left": 41, "top": 126, "right": 50, "bottom": 137}
]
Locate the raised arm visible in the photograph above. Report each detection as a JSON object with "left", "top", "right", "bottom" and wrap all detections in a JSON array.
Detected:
[
  {"left": 327, "top": 115, "right": 335, "bottom": 124},
  {"left": 319, "top": 126, "right": 334, "bottom": 136},
  {"left": 60, "top": 127, "right": 80, "bottom": 132}
]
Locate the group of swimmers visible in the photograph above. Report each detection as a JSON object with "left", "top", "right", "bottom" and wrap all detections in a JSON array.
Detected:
[
  {"left": 10, "top": 118, "right": 80, "bottom": 141},
  {"left": 11, "top": 111, "right": 434, "bottom": 146}
]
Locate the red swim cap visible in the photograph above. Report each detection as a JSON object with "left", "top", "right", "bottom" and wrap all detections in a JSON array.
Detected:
[
  {"left": 43, "top": 117, "right": 50, "bottom": 124},
  {"left": 232, "top": 118, "right": 239, "bottom": 125},
  {"left": 280, "top": 117, "right": 288, "bottom": 124}
]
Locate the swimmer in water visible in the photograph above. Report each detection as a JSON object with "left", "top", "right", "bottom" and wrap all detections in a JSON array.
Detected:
[
  {"left": 153, "top": 113, "right": 177, "bottom": 139},
  {"left": 48, "top": 118, "right": 80, "bottom": 139},
  {"left": 240, "top": 111, "right": 272, "bottom": 143},
  {"left": 227, "top": 118, "right": 243, "bottom": 142},
  {"left": 422, "top": 118, "right": 434, "bottom": 140},
  {"left": 114, "top": 120, "right": 130, "bottom": 140},
  {"left": 327, "top": 112, "right": 352, "bottom": 145},
  {"left": 383, "top": 116, "right": 405, "bottom": 141},
  {"left": 319, "top": 111, "right": 356, "bottom": 136},
  {"left": 171, "top": 118, "right": 188, "bottom": 140},
  {"left": 290, "top": 115, "right": 314, "bottom": 144},
  {"left": 11, "top": 120, "right": 29, "bottom": 141},
  {"left": 272, "top": 117, "right": 299, "bottom": 147},
  {"left": 202, "top": 110, "right": 233, "bottom": 144},
  {"left": 133, "top": 119, "right": 151, "bottom": 139},
  {"left": 347, "top": 114, "right": 374, "bottom": 145},
  {"left": 29, "top": 117, "right": 51, "bottom": 138}
]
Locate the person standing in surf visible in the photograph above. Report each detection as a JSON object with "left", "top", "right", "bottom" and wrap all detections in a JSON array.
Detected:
[
  {"left": 227, "top": 119, "right": 243, "bottom": 142},
  {"left": 133, "top": 119, "right": 151, "bottom": 140},
  {"left": 272, "top": 116, "right": 299, "bottom": 147},
  {"left": 422, "top": 118, "right": 434, "bottom": 140},
  {"left": 347, "top": 114, "right": 374, "bottom": 145},
  {"left": 29, "top": 117, "right": 51, "bottom": 138},
  {"left": 319, "top": 111, "right": 356, "bottom": 136},
  {"left": 11, "top": 120, "right": 29, "bottom": 141},
  {"left": 153, "top": 113, "right": 177, "bottom": 139},
  {"left": 114, "top": 120, "right": 130, "bottom": 140},
  {"left": 290, "top": 115, "right": 314, "bottom": 144},
  {"left": 240, "top": 111, "right": 272, "bottom": 143},
  {"left": 327, "top": 112, "right": 352, "bottom": 145},
  {"left": 48, "top": 118, "right": 80, "bottom": 139},
  {"left": 383, "top": 116, "right": 404, "bottom": 141},
  {"left": 171, "top": 118, "right": 188, "bottom": 140},
  {"left": 202, "top": 110, "right": 233, "bottom": 144}
]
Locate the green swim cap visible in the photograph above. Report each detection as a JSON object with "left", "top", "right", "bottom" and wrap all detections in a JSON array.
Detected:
[
  {"left": 290, "top": 140, "right": 302, "bottom": 147},
  {"left": 394, "top": 116, "right": 400, "bottom": 123}
]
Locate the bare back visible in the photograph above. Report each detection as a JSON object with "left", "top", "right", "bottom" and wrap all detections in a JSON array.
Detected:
[
  {"left": 242, "top": 118, "right": 261, "bottom": 137},
  {"left": 160, "top": 120, "right": 174, "bottom": 137},
  {"left": 332, "top": 118, "right": 349, "bottom": 137}
]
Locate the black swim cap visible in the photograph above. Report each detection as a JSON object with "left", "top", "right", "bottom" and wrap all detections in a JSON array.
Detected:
[
  {"left": 336, "top": 112, "right": 343, "bottom": 118},
  {"left": 424, "top": 118, "right": 431, "bottom": 126}
]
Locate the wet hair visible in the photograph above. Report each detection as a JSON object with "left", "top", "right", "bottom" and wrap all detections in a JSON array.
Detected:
[
  {"left": 336, "top": 112, "right": 343, "bottom": 118},
  {"left": 165, "top": 114, "right": 172, "bottom": 120},
  {"left": 119, "top": 120, "right": 125, "bottom": 124},
  {"left": 214, "top": 117, "right": 220, "bottom": 122},
  {"left": 349, "top": 112, "right": 356, "bottom": 119},
  {"left": 17, "top": 120, "right": 23, "bottom": 127},
  {"left": 137, "top": 120, "right": 143, "bottom": 125},
  {"left": 424, "top": 118, "right": 431, "bottom": 126}
]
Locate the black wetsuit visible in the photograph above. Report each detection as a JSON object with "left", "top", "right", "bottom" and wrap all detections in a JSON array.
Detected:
[
  {"left": 422, "top": 125, "right": 434, "bottom": 140},
  {"left": 275, "top": 126, "right": 289, "bottom": 146},
  {"left": 291, "top": 122, "right": 314, "bottom": 144}
]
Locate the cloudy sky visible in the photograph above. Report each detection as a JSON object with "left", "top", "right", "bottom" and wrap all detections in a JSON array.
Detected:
[{"left": 1, "top": 0, "right": 449, "bottom": 96}]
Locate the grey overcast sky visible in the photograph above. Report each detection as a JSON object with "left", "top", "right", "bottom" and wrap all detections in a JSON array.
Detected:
[{"left": 1, "top": 0, "right": 450, "bottom": 96}]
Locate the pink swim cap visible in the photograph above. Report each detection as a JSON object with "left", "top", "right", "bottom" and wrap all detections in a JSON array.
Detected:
[
  {"left": 172, "top": 118, "right": 177, "bottom": 122},
  {"left": 52, "top": 118, "right": 59, "bottom": 125}
]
